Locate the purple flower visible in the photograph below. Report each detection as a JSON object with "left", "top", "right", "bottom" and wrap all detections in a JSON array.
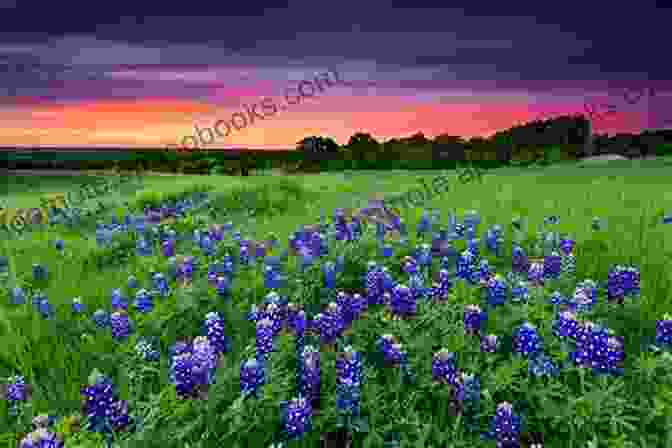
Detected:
[
  {"left": 389, "top": 284, "right": 416, "bottom": 317},
  {"left": 204, "top": 312, "right": 230, "bottom": 355},
  {"left": 431, "top": 269, "right": 452, "bottom": 301},
  {"left": 133, "top": 289, "right": 153, "bottom": 313},
  {"left": 240, "top": 358, "right": 265, "bottom": 398},
  {"left": 19, "top": 428, "right": 64, "bottom": 448},
  {"left": 511, "top": 245, "right": 529, "bottom": 274},
  {"left": 486, "top": 402, "right": 521, "bottom": 448},
  {"left": 32, "top": 264, "right": 47, "bottom": 281},
  {"left": 512, "top": 322, "right": 543, "bottom": 358},
  {"left": 336, "top": 347, "right": 362, "bottom": 416},
  {"left": 3, "top": 374, "right": 30, "bottom": 404},
  {"left": 464, "top": 304, "right": 487, "bottom": 335},
  {"left": 432, "top": 349, "right": 458, "bottom": 385},
  {"left": 553, "top": 310, "right": 579, "bottom": 339},
  {"left": 299, "top": 346, "right": 321, "bottom": 403},
  {"left": 480, "top": 334, "right": 499, "bottom": 353},
  {"left": 10, "top": 287, "right": 25, "bottom": 305},
  {"left": 111, "top": 288, "right": 127, "bottom": 310},
  {"left": 110, "top": 310, "right": 131, "bottom": 341},
  {"left": 256, "top": 318, "right": 275, "bottom": 362},
  {"left": 281, "top": 397, "right": 313, "bottom": 440},
  {"left": 92, "top": 309, "right": 109, "bottom": 329},
  {"left": 543, "top": 251, "right": 562, "bottom": 280},
  {"left": 656, "top": 313, "right": 672, "bottom": 347},
  {"left": 486, "top": 275, "right": 507, "bottom": 306}
]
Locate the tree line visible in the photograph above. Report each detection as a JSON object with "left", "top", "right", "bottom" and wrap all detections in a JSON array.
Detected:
[{"left": 6, "top": 114, "right": 672, "bottom": 175}]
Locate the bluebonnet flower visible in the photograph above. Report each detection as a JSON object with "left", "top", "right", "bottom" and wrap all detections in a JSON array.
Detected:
[
  {"left": 607, "top": 265, "right": 640, "bottom": 304},
  {"left": 169, "top": 351, "right": 198, "bottom": 399},
  {"left": 336, "top": 346, "right": 363, "bottom": 417},
  {"left": 127, "top": 275, "right": 138, "bottom": 290},
  {"left": 511, "top": 245, "right": 530, "bottom": 274},
  {"left": 527, "top": 261, "right": 544, "bottom": 286},
  {"left": 432, "top": 349, "right": 458, "bottom": 385},
  {"left": 280, "top": 397, "right": 313, "bottom": 440},
  {"left": 312, "top": 303, "right": 344, "bottom": 345},
  {"left": 35, "top": 297, "right": 54, "bottom": 319},
  {"left": 336, "top": 291, "right": 356, "bottom": 327},
  {"left": 240, "top": 358, "right": 265, "bottom": 398},
  {"left": 135, "top": 237, "right": 152, "bottom": 256},
  {"left": 656, "top": 313, "right": 672, "bottom": 347},
  {"left": 32, "top": 264, "right": 47, "bottom": 281},
  {"left": 543, "top": 251, "right": 562, "bottom": 280},
  {"left": 389, "top": 284, "right": 416, "bottom": 318},
  {"left": 10, "top": 287, "right": 25, "bottom": 305},
  {"left": 510, "top": 279, "right": 529, "bottom": 303},
  {"left": 481, "top": 334, "right": 499, "bottom": 353},
  {"left": 544, "top": 215, "right": 560, "bottom": 226},
  {"left": 457, "top": 249, "right": 477, "bottom": 283},
  {"left": 256, "top": 318, "right": 275, "bottom": 363},
  {"left": 559, "top": 237, "right": 575, "bottom": 256},
  {"left": 431, "top": 269, "right": 452, "bottom": 301},
  {"left": 567, "top": 280, "right": 597, "bottom": 312},
  {"left": 161, "top": 240, "right": 175, "bottom": 258},
  {"left": 215, "top": 276, "right": 231, "bottom": 299},
  {"left": 512, "top": 322, "right": 543, "bottom": 358},
  {"left": 204, "top": 312, "right": 230, "bottom": 355},
  {"left": 135, "top": 338, "right": 160, "bottom": 362},
  {"left": 478, "top": 259, "right": 494, "bottom": 284},
  {"left": 299, "top": 345, "right": 321, "bottom": 403},
  {"left": 570, "top": 322, "right": 623, "bottom": 375},
  {"left": 19, "top": 428, "right": 64, "bottom": 448},
  {"left": 464, "top": 304, "right": 487, "bottom": 335},
  {"left": 110, "top": 288, "right": 127, "bottom": 310},
  {"left": 110, "top": 310, "right": 131, "bottom": 341},
  {"left": 2, "top": 374, "right": 31, "bottom": 412},
  {"left": 528, "top": 352, "right": 559, "bottom": 378},
  {"left": 81, "top": 372, "right": 130, "bottom": 432},
  {"left": 401, "top": 256, "right": 418, "bottom": 275},
  {"left": 92, "top": 309, "right": 110, "bottom": 329},
  {"left": 417, "top": 212, "right": 432, "bottom": 238},
  {"left": 133, "top": 289, "right": 154, "bottom": 313},
  {"left": 365, "top": 261, "right": 385, "bottom": 305},
  {"left": 548, "top": 291, "right": 565, "bottom": 307},
  {"left": 377, "top": 334, "right": 406, "bottom": 365},
  {"left": 71, "top": 296, "right": 84, "bottom": 314},
  {"left": 191, "top": 336, "right": 219, "bottom": 386},
  {"left": 486, "top": 274, "right": 507, "bottom": 307},
  {"left": 322, "top": 261, "right": 337, "bottom": 290},
  {"left": 152, "top": 273, "right": 170, "bottom": 298},
  {"left": 484, "top": 402, "right": 522, "bottom": 448}
]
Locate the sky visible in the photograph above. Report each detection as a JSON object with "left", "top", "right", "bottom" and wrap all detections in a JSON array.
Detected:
[{"left": 0, "top": 1, "right": 670, "bottom": 150}]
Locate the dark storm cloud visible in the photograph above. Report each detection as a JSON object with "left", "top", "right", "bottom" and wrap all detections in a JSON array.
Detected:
[{"left": 0, "top": 0, "right": 669, "bottom": 107}]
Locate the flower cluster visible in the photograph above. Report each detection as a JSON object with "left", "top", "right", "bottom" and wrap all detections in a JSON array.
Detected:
[
  {"left": 377, "top": 334, "right": 406, "bottom": 366},
  {"left": 298, "top": 345, "right": 321, "bottom": 403},
  {"left": 607, "top": 265, "right": 640, "bottom": 304},
  {"left": 389, "top": 284, "right": 416, "bottom": 318},
  {"left": 281, "top": 397, "right": 313, "bottom": 440},
  {"left": 464, "top": 304, "right": 487, "bottom": 335},
  {"left": 336, "top": 346, "right": 363, "bottom": 416},
  {"left": 570, "top": 322, "right": 624, "bottom": 375},
  {"left": 484, "top": 402, "right": 522, "bottom": 448},
  {"left": 240, "top": 358, "right": 265, "bottom": 398},
  {"left": 432, "top": 349, "right": 459, "bottom": 385},
  {"left": 512, "top": 322, "right": 543, "bottom": 358},
  {"left": 431, "top": 269, "right": 452, "bottom": 301},
  {"left": 656, "top": 313, "right": 672, "bottom": 347},
  {"left": 80, "top": 372, "right": 131, "bottom": 433}
]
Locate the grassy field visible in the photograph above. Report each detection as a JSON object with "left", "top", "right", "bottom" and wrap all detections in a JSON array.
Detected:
[{"left": 1, "top": 158, "right": 672, "bottom": 447}]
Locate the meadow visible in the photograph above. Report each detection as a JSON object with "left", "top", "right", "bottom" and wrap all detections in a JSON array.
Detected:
[{"left": 2, "top": 158, "right": 672, "bottom": 448}]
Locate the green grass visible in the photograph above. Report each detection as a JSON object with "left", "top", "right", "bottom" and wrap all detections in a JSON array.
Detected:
[{"left": 2, "top": 159, "right": 672, "bottom": 447}]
